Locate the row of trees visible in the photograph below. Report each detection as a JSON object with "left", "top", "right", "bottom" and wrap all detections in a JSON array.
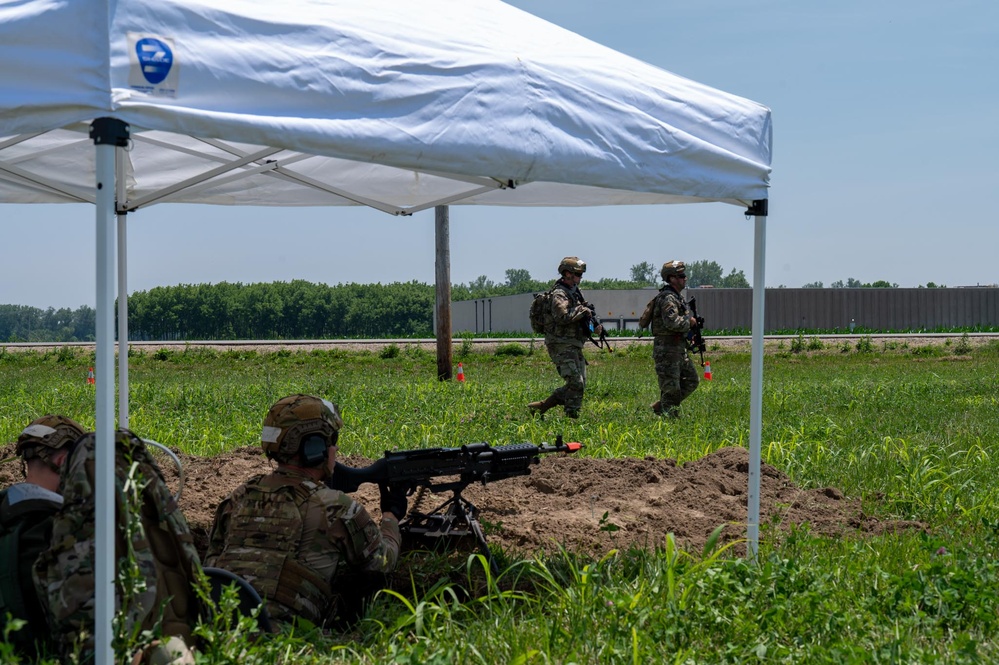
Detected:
[
  {"left": 802, "top": 279, "right": 946, "bottom": 288},
  {"left": 629, "top": 260, "right": 749, "bottom": 288},
  {"left": 126, "top": 280, "right": 435, "bottom": 340},
  {"left": 453, "top": 268, "right": 651, "bottom": 300},
  {"left": 0, "top": 264, "right": 955, "bottom": 342},
  {"left": 3, "top": 271, "right": 655, "bottom": 342},
  {"left": 629, "top": 262, "right": 945, "bottom": 289},
  {"left": 0, "top": 304, "right": 96, "bottom": 343}
]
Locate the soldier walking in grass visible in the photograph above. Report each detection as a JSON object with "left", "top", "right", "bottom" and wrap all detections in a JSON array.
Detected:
[
  {"left": 648, "top": 260, "right": 700, "bottom": 417},
  {"left": 528, "top": 256, "right": 603, "bottom": 419}
]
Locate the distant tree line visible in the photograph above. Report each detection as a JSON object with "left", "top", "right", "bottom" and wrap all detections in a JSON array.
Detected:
[
  {"left": 127, "top": 280, "right": 435, "bottom": 340},
  {"left": 453, "top": 268, "right": 650, "bottom": 300},
  {"left": 0, "top": 263, "right": 960, "bottom": 342},
  {"left": 0, "top": 304, "right": 96, "bottom": 343},
  {"left": 801, "top": 279, "right": 945, "bottom": 288},
  {"left": 629, "top": 260, "right": 749, "bottom": 288},
  {"left": 2, "top": 273, "right": 656, "bottom": 342}
]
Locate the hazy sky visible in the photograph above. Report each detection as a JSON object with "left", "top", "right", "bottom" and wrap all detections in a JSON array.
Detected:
[{"left": 3, "top": 0, "right": 997, "bottom": 309}]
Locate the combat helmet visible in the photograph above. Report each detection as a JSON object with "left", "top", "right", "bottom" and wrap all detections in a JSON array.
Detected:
[
  {"left": 16, "top": 415, "right": 86, "bottom": 462},
  {"left": 261, "top": 394, "right": 343, "bottom": 463},
  {"left": 558, "top": 256, "right": 587, "bottom": 275},
  {"left": 661, "top": 260, "right": 686, "bottom": 281}
]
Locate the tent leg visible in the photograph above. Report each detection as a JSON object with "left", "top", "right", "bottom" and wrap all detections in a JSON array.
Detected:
[
  {"left": 91, "top": 117, "right": 129, "bottom": 665},
  {"left": 747, "top": 200, "right": 768, "bottom": 561},
  {"left": 116, "top": 147, "right": 129, "bottom": 429}
]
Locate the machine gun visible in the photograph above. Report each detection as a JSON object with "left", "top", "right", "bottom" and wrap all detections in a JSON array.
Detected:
[
  {"left": 327, "top": 436, "right": 583, "bottom": 570},
  {"left": 582, "top": 302, "right": 613, "bottom": 351},
  {"left": 686, "top": 297, "right": 707, "bottom": 365}
]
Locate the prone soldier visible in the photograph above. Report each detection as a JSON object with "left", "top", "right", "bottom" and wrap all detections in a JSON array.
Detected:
[{"left": 205, "top": 394, "right": 406, "bottom": 630}]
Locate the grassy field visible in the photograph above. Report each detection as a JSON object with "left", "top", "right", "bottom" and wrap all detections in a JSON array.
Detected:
[{"left": 2, "top": 338, "right": 998, "bottom": 663}]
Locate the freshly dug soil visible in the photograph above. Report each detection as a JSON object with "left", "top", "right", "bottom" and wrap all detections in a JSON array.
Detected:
[{"left": 1, "top": 444, "right": 922, "bottom": 564}]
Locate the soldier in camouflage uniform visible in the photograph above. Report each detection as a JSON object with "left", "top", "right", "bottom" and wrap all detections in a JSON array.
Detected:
[
  {"left": 528, "top": 257, "right": 602, "bottom": 419},
  {"left": 205, "top": 394, "right": 405, "bottom": 630},
  {"left": 649, "top": 261, "right": 700, "bottom": 417},
  {"left": 0, "top": 415, "right": 84, "bottom": 659},
  {"left": 33, "top": 428, "right": 201, "bottom": 664}
]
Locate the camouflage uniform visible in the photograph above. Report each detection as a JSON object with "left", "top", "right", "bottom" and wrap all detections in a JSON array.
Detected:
[
  {"left": 0, "top": 415, "right": 84, "bottom": 660},
  {"left": 204, "top": 467, "right": 401, "bottom": 629},
  {"left": 651, "top": 283, "right": 699, "bottom": 417},
  {"left": 32, "top": 429, "right": 202, "bottom": 661},
  {"left": 540, "top": 279, "right": 591, "bottom": 417}
]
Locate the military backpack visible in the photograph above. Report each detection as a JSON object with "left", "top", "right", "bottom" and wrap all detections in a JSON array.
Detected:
[
  {"left": 638, "top": 289, "right": 663, "bottom": 329},
  {"left": 529, "top": 286, "right": 557, "bottom": 334},
  {"left": 33, "top": 429, "right": 203, "bottom": 657},
  {"left": 0, "top": 487, "right": 62, "bottom": 657}
]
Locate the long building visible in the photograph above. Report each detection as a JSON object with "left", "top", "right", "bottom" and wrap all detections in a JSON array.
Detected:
[{"left": 452, "top": 287, "right": 999, "bottom": 334}]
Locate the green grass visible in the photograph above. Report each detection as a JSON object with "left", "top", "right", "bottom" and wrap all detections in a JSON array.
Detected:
[{"left": 2, "top": 340, "right": 999, "bottom": 662}]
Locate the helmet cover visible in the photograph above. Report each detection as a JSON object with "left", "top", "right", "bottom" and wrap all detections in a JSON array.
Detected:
[
  {"left": 261, "top": 394, "right": 343, "bottom": 462},
  {"left": 16, "top": 415, "right": 86, "bottom": 461},
  {"left": 558, "top": 256, "right": 587, "bottom": 275},
  {"left": 660, "top": 260, "right": 686, "bottom": 281}
]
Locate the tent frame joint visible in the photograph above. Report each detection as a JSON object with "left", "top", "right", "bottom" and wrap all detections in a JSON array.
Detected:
[
  {"left": 89, "top": 118, "right": 130, "bottom": 147},
  {"left": 745, "top": 198, "right": 768, "bottom": 217}
]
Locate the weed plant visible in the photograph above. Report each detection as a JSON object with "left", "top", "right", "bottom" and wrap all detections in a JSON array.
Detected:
[{"left": 2, "top": 340, "right": 998, "bottom": 662}]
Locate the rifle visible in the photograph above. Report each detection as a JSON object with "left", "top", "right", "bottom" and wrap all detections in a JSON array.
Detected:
[
  {"left": 582, "top": 302, "right": 613, "bottom": 351},
  {"left": 327, "top": 436, "right": 583, "bottom": 570},
  {"left": 686, "top": 297, "right": 707, "bottom": 366}
]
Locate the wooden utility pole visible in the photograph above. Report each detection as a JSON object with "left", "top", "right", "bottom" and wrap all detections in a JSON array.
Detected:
[{"left": 434, "top": 205, "right": 453, "bottom": 380}]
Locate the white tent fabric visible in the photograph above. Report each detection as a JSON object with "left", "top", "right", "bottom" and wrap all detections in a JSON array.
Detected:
[
  {"left": 1, "top": 1, "right": 771, "bottom": 662},
  {"left": 1, "top": 0, "right": 770, "bottom": 210}
]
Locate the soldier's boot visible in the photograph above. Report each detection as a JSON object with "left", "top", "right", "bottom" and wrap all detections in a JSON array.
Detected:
[
  {"left": 528, "top": 395, "right": 560, "bottom": 415},
  {"left": 650, "top": 400, "right": 663, "bottom": 415}
]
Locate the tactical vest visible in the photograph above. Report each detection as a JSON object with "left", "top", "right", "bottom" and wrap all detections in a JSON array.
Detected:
[
  {"left": 547, "top": 282, "right": 587, "bottom": 342},
  {"left": 33, "top": 430, "right": 203, "bottom": 657},
  {"left": 209, "top": 474, "right": 334, "bottom": 627},
  {"left": 651, "top": 286, "right": 689, "bottom": 345},
  {"left": 0, "top": 487, "right": 61, "bottom": 658}
]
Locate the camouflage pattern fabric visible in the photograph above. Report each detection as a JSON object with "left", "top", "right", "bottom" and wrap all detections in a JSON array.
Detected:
[
  {"left": 533, "top": 280, "right": 590, "bottom": 416},
  {"left": 545, "top": 342, "right": 587, "bottom": 415},
  {"left": 544, "top": 281, "right": 589, "bottom": 344},
  {"left": 653, "top": 345, "right": 700, "bottom": 416},
  {"left": 32, "top": 430, "right": 202, "bottom": 659},
  {"left": 205, "top": 468, "right": 401, "bottom": 629},
  {"left": 651, "top": 285, "right": 699, "bottom": 415}
]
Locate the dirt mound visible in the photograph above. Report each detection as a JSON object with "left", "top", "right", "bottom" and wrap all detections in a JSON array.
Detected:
[{"left": 0, "top": 443, "right": 922, "bottom": 560}]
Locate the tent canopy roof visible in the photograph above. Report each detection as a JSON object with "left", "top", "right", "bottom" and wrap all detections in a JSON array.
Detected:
[{"left": 0, "top": 0, "right": 771, "bottom": 214}]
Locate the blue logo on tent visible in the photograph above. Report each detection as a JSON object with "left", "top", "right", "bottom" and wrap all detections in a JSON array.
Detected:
[{"left": 135, "top": 37, "right": 173, "bottom": 85}]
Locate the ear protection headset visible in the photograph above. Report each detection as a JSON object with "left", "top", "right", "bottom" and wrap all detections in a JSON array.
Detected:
[{"left": 299, "top": 434, "right": 329, "bottom": 467}]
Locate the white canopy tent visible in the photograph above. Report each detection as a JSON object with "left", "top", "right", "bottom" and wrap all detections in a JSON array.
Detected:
[{"left": 1, "top": 0, "right": 771, "bottom": 661}]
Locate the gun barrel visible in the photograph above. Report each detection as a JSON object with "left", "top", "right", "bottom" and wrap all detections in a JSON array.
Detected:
[{"left": 327, "top": 440, "right": 583, "bottom": 493}]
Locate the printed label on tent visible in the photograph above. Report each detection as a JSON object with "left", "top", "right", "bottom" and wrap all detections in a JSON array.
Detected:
[{"left": 127, "top": 33, "right": 178, "bottom": 97}]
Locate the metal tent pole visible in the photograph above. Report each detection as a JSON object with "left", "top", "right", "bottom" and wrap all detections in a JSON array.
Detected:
[
  {"left": 90, "top": 117, "right": 129, "bottom": 665},
  {"left": 116, "top": 147, "right": 129, "bottom": 428},
  {"left": 746, "top": 199, "right": 768, "bottom": 560}
]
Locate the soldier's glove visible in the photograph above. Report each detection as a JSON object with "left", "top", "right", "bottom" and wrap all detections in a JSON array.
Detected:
[
  {"left": 379, "top": 483, "right": 408, "bottom": 521},
  {"left": 569, "top": 306, "right": 588, "bottom": 323},
  {"left": 695, "top": 316, "right": 705, "bottom": 327}
]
